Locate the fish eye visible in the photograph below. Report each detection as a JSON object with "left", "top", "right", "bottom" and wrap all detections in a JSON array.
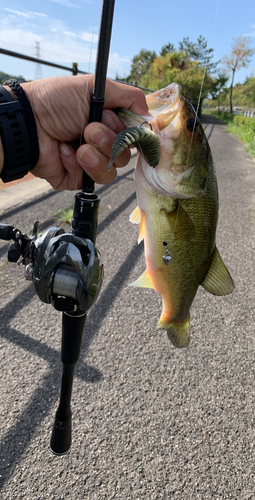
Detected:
[{"left": 186, "top": 117, "right": 198, "bottom": 133}]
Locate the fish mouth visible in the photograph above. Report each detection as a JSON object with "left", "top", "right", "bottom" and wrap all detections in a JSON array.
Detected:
[
  {"left": 146, "top": 83, "right": 182, "bottom": 111},
  {"left": 147, "top": 83, "right": 185, "bottom": 131}
]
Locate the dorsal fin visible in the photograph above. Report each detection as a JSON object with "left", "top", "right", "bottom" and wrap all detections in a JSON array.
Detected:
[
  {"left": 201, "top": 247, "right": 234, "bottom": 296},
  {"left": 129, "top": 270, "right": 155, "bottom": 290}
]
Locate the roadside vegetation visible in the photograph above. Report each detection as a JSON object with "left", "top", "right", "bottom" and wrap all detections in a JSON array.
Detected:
[
  {"left": 203, "top": 110, "right": 255, "bottom": 158},
  {"left": 0, "top": 70, "right": 26, "bottom": 84},
  {"left": 57, "top": 206, "right": 73, "bottom": 226},
  {"left": 204, "top": 76, "right": 255, "bottom": 110}
]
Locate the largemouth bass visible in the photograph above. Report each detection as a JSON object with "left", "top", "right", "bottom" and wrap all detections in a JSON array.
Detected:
[{"left": 110, "top": 83, "right": 234, "bottom": 348}]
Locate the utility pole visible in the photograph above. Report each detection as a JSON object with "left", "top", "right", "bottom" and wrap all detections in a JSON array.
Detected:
[{"left": 34, "top": 41, "right": 43, "bottom": 80}]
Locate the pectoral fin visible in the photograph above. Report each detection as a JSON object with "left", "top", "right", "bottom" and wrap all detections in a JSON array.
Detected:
[
  {"left": 138, "top": 211, "right": 146, "bottom": 244},
  {"left": 163, "top": 205, "right": 196, "bottom": 241},
  {"left": 129, "top": 270, "right": 155, "bottom": 290},
  {"left": 201, "top": 247, "right": 234, "bottom": 296},
  {"left": 129, "top": 206, "right": 141, "bottom": 224},
  {"left": 129, "top": 206, "right": 145, "bottom": 243}
]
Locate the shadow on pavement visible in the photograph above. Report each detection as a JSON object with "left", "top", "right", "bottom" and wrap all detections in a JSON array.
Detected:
[{"left": 0, "top": 238, "right": 143, "bottom": 489}]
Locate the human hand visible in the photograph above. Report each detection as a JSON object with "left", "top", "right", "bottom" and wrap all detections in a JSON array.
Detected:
[{"left": 20, "top": 75, "right": 149, "bottom": 190}]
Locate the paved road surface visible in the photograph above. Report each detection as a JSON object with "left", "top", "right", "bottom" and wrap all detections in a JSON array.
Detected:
[{"left": 0, "top": 116, "right": 254, "bottom": 499}]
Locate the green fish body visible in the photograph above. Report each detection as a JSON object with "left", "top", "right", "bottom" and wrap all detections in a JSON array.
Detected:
[{"left": 113, "top": 83, "right": 234, "bottom": 347}]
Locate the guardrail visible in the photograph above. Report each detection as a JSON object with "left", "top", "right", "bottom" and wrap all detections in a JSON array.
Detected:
[
  {"left": 243, "top": 110, "right": 255, "bottom": 118},
  {"left": 0, "top": 47, "right": 85, "bottom": 75},
  {"left": 0, "top": 47, "right": 155, "bottom": 93}
]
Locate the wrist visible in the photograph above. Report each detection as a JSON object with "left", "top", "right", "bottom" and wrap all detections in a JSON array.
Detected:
[
  {"left": 0, "top": 137, "right": 3, "bottom": 175},
  {"left": 0, "top": 81, "right": 39, "bottom": 182},
  {"left": 0, "top": 85, "right": 16, "bottom": 176}
]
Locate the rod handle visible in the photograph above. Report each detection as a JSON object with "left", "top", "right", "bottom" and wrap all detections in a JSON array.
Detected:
[{"left": 50, "top": 312, "right": 86, "bottom": 455}]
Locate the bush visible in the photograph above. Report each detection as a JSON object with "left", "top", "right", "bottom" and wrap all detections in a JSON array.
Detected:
[{"left": 204, "top": 110, "right": 255, "bottom": 157}]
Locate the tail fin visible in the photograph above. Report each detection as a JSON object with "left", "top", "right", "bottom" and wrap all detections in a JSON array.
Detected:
[{"left": 156, "top": 315, "right": 190, "bottom": 348}]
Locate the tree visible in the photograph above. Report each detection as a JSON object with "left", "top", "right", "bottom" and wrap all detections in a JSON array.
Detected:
[
  {"left": 238, "top": 76, "right": 255, "bottom": 107},
  {"left": 140, "top": 53, "right": 215, "bottom": 116},
  {"left": 0, "top": 71, "right": 26, "bottom": 85},
  {"left": 140, "top": 51, "right": 187, "bottom": 90},
  {"left": 179, "top": 35, "right": 218, "bottom": 73},
  {"left": 160, "top": 43, "right": 175, "bottom": 57},
  {"left": 210, "top": 72, "right": 229, "bottom": 109},
  {"left": 127, "top": 49, "right": 157, "bottom": 86},
  {"left": 222, "top": 36, "right": 255, "bottom": 113}
]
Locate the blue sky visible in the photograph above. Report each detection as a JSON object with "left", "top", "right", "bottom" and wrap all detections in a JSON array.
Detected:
[{"left": 0, "top": 0, "right": 254, "bottom": 88}]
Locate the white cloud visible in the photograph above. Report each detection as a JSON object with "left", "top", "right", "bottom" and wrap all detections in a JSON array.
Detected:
[
  {"left": 4, "top": 8, "right": 47, "bottom": 19},
  {"left": 4, "top": 8, "right": 30, "bottom": 18},
  {"left": 0, "top": 7, "right": 129, "bottom": 80},
  {"left": 244, "top": 23, "right": 255, "bottom": 37},
  {"left": 0, "top": 27, "right": 96, "bottom": 65},
  {"left": 33, "top": 12, "right": 48, "bottom": 18},
  {"left": 79, "top": 32, "right": 98, "bottom": 43},
  {"left": 243, "top": 33, "right": 255, "bottom": 38},
  {"left": 0, "top": 29, "right": 43, "bottom": 45},
  {"left": 63, "top": 31, "right": 76, "bottom": 38},
  {"left": 109, "top": 52, "right": 131, "bottom": 69},
  {"left": 49, "top": 0, "right": 80, "bottom": 7}
]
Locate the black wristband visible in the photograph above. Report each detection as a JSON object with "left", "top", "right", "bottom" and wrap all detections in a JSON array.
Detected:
[
  {"left": 4, "top": 80, "right": 39, "bottom": 168},
  {"left": 0, "top": 80, "right": 39, "bottom": 183}
]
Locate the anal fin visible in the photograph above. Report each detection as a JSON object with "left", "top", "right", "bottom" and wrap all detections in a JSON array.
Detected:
[
  {"left": 129, "top": 270, "right": 155, "bottom": 290},
  {"left": 201, "top": 247, "right": 234, "bottom": 296}
]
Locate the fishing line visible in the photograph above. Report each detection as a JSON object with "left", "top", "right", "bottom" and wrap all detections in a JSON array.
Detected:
[
  {"left": 172, "top": 0, "right": 221, "bottom": 238},
  {"left": 194, "top": 0, "right": 220, "bottom": 120},
  {"left": 186, "top": 0, "right": 220, "bottom": 158},
  {"left": 74, "top": 0, "right": 100, "bottom": 193}
]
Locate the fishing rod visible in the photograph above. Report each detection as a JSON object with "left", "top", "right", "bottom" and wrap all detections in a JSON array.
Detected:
[
  {"left": 50, "top": 0, "right": 115, "bottom": 455},
  {"left": 0, "top": 0, "right": 115, "bottom": 455}
]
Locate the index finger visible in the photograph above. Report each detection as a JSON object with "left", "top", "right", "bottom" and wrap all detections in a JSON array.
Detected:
[{"left": 104, "top": 79, "right": 149, "bottom": 116}]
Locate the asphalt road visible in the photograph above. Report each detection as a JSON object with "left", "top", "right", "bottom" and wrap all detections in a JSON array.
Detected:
[{"left": 0, "top": 116, "right": 254, "bottom": 499}]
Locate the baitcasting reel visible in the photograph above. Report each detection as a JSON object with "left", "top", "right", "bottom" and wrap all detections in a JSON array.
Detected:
[
  {"left": 0, "top": 221, "right": 103, "bottom": 315},
  {"left": 0, "top": 196, "right": 103, "bottom": 316}
]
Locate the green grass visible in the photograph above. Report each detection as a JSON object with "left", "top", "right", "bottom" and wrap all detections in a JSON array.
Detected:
[
  {"left": 57, "top": 207, "right": 73, "bottom": 225},
  {"left": 203, "top": 110, "right": 255, "bottom": 158}
]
